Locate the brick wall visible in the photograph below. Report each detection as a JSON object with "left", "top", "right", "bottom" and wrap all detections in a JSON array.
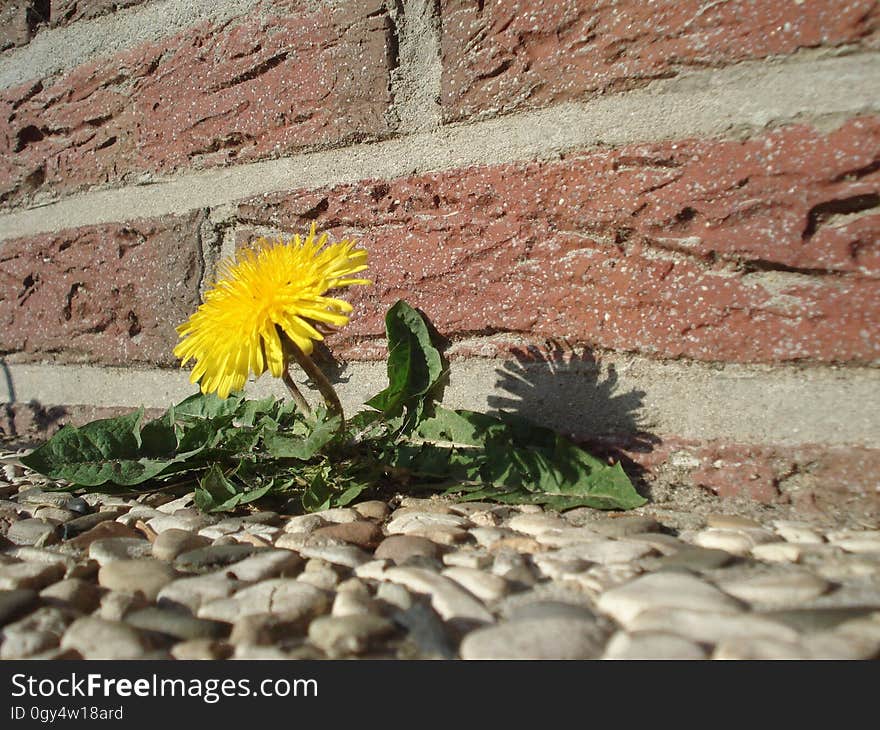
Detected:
[{"left": 1, "top": 0, "right": 878, "bottom": 515}]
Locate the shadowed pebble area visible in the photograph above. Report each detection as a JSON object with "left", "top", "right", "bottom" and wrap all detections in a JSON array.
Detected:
[{"left": 1, "top": 464, "right": 879, "bottom": 660}]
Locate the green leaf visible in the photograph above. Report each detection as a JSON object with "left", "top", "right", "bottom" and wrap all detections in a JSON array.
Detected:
[
  {"left": 20, "top": 410, "right": 185, "bottom": 487},
  {"left": 172, "top": 392, "right": 245, "bottom": 419},
  {"left": 193, "top": 463, "right": 239, "bottom": 511},
  {"left": 301, "top": 468, "right": 333, "bottom": 512},
  {"left": 366, "top": 300, "right": 443, "bottom": 419},
  {"left": 385, "top": 407, "right": 646, "bottom": 511},
  {"left": 264, "top": 413, "right": 342, "bottom": 460}
]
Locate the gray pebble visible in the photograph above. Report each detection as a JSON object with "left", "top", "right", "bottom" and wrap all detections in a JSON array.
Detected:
[
  {"left": 0, "top": 589, "right": 39, "bottom": 626},
  {"left": 461, "top": 617, "right": 604, "bottom": 659},
  {"left": 98, "top": 560, "right": 178, "bottom": 601},
  {"left": 152, "top": 529, "right": 211, "bottom": 561},
  {"left": 174, "top": 544, "right": 263, "bottom": 572},
  {"left": 7, "top": 518, "right": 60, "bottom": 547},
  {"left": 61, "top": 617, "right": 151, "bottom": 659},
  {"left": 40, "top": 578, "right": 103, "bottom": 613},
  {"left": 308, "top": 615, "right": 395, "bottom": 656},
  {"left": 125, "top": 606, "right": 228, "bottom": 640},
  {"left": 89, "top": 538, "right": 153, "bottom": 565}
]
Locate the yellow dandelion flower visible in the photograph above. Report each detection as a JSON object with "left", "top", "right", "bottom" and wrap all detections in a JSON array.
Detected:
[{"left": 174, "top": 225, "right": 370, "bottom": 398}]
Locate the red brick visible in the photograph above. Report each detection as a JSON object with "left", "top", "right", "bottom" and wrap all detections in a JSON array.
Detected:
[
  {"left": 234, "top": 117, "right": 880, "bottom": 365},
  {"left": 0, "top": 211, "right": 205, "bottom": 365},
  {"left": 593, "top": 433, "right": 880, "bottom": 518},
  {"left": 0, "top": 0, "right": 48, "bottom": 51},
  {"left": 0, "top": 0, "right": 394, "bottom": 206},
  {"left": 441, "top": 0, "right": 880, "bottom": 121},
  {"left": 49, "top": 0, "right": 149, "bottom": 27}
]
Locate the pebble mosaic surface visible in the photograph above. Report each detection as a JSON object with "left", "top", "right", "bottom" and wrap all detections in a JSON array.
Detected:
[{"left": 1, "top": 452, "right": 879, "bottom": 660}]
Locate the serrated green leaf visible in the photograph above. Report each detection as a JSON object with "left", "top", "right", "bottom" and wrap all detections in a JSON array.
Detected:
[
  {"left": 366, "top": 300, "right": 443, "bottom": 419},
  {"left": 172, "top": 392, "right": 245, "bottom": 419},
  {"left": 385, "top": 407, "right": 645, "bottom": 511},
  {"left": 301, "top": 468, "right": 332, "bottom": 512},
  {"left": 264, "top": 414, "right": 342, "bottom": 460},
  {"left": 19, "top": 409, "right": 186, "bottom": 487}
]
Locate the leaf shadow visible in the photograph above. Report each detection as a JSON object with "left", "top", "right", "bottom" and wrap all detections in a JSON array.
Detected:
[
  {"left": 1, "top": 359, "right": 69, "bottom": 448},
  {"left": 484, "top": 341, "right": 659, "bottom": 495}
]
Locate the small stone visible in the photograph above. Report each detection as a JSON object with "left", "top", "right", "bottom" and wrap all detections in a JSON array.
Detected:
[
  {"left": 717, "top": 570, "right": 830, "bottom": 607},
  {"left": 281, "top": 514, "right": 327, "bottom": 535},
  {"left": 507, "top": 513, "right": 569, "bottom": 536},
  {"left": 308, "top": 521, "right": 384, "bottom": 548},
  {"left": 772, "top": 520, "right": 824, "bottom": 544},
  {"left": 61, "top": 617, "right": 151, "bottom": 659},
  {"left": 692, "top": 527, "right": 776, "bottom": 555},
  {"left": 752, "top": 543, "right": 803, "bottom": 563},
  {"left": 629, "top": 607, "right": 799, "bottom": 644},
  {"left": 174, "top": 544, "right": 263, "bottom": 572},
  {"left": 0, "top": 607, "right": 75, "bottom": 659},
  {"left": 336, "top": 578, "right": 370, "bottom": 597},
  {"left": 241, "top": 511, "right": 282, "bottom": 526},
  {"left": 625, "top": 533, "right": 685, "bottom": 555},
  {"left": 398, "top": 497, "right": 454, "bottom": 512},
  {"left": 0, "top": 589, "right": 39, "bottom": 626},
  {"left": 89, "top": 537, "right": 153, "bottom": 565},
  {"left": 198, "top": 519, "right": 243, "bottom": 540},
  {"left": 227, "top": 613, "right": 302, "bottom": 645},
  {"left": 33, "top": 507, "right": 77, "bottom": 523},
  {"left": 0, "top": 562, "right": 64, "bottom": 591},
  {"left": 17, "top": 490, "right": 88, "bottom": 512},
  {"left": 40, "top": 578, "right": 102, "bottom": 612},
  {"left": 582, "top": 516, "right": 661, "bottom": 537},
  {"left": 442, "top": 549, "right": 492, "bottom": 569},
  {"left": 651, "top": 545, "right": 737, "bottom": 572},
  {"left": 802, "top": 631, "right": 880, "bottom": 659},
  {"left": 308, "top": 615, "right": 395, "bottom": 656},
  {"left": 490, "top": 551, "right": 538, "bottom": 586},
  {"left": 6, "top": 518, "right": 60, "bottom": 546},
  {"left": 313, "top": 507, "right": 361, "bottom": 524},
  {"left": 224, "top": 549, "right": 303, "bottom": 581},
  {"left": 570, "top": 563, "right": 642, "bottom": 596},
  {"left": 205, "top": 579, "right": 329, "bottom": 621},
  {"left": 713, "top": 636, "right": 811, "bottom": 659},
  {"left": 488, "top": 536, "right": 544, "bottom": 554},
  {"left": 706, "top": 514, "right": 763, "bottom": 530},
  {"left": 382, "top": 567, "right": 493, "bottom": 624},
  {"left": 332, "top": 591, "right": 379, "bottom": 617},
  {"left": 62, "top": 511, "right": 121, "bottom": 538},
  {"left": 352, "top": 500, "right": 391, "bottom": 521},
  {"left": 295, "top": 544, "right": 372, "bottom": 569},
  {"left": 158, "top": 575, "right": 246, "bottom": 613},
  {"left": 506, "top": 600, "right": 600, "bottom": 623},
  {"left": 375, "top": 535, "right": 442, "bottom": 564},
  {"left": 147, "top": 512, "right": 213, "bottom": 534},
  {"left": 760, "top": 607, "right": 877, "bottom": 633},
  {"left": 597, "top": 572, "right": 743, "bottom": 626},
  {"left": 386, "top": 512, "right": 470, "bottom": 536},
  {"left": 354, "top": 560, "right": 391, "bottom": 581},
  {"left": 833, "top": 538, "right": 880, "bottom": 554},
  {"left": 469, "top": 527, "right": 512, "bottom": 547},
  {"left": 441, "top": 567, "right": 509, "bottom": 603},
  {"left": 604, "top": 631, "right": 708, "bottom": 660},
  {"left": 152, "top": 529, "right": 211, "bottom": 561},
  {"left": 171, "top": 639, "right": 231, "bottom": 660},
  {"left": 531, "top": 552, "right": 589, "bottom": 580},
  {"left": 10, "top": 547, "right": 97, "bottom": 579},
  {"left": 375, "top": 582, "right": 413, "bottom": 611},
  {"left": 154, "top": 493, "right": 195, "bottom": 514},
  {"left": 98, "top": 560, "right": 178, "bottom": 601},
  {"left": 555, "top": 539, "right": 654, "bottom": 565},
  {"left": 97, "top": 591, "right": 150, "bottom": 621},
  {"left": 461, "top": 618, "right": 603, "bottom": 659},
  {"left": 125, "top": 607, "right": 228, "bottom": 640},
  {"left": 297, "top": 569, "right": 340, "bottom": 591},
  {"left": 68, "top": 521, "right": 145, "bottom": 550}
]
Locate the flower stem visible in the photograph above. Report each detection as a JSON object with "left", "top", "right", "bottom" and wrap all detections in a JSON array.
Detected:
[
  {"left": 281, "top": 368, "right": 312, "bottom": 416},
  {"left": 280, "top": 333, "right": 345, "bottom": 428}
]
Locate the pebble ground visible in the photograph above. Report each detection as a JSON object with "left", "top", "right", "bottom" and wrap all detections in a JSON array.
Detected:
[{"left": 1, "top": 451, "right": 879, "bottom": 660}]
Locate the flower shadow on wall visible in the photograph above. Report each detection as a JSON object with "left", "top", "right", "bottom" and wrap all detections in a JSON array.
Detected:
[
  {"left": 0, "top": 359, "right": 68, "bottom": 448},
  {"left": 486, "top": 342, "right": 658, "bottom": 494}
]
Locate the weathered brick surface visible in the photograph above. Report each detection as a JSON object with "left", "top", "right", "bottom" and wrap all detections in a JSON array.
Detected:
[
  {"left": 0, "top": 0, "right": 394, "bottom": 206},
  {"left": 0, "top": 0, "right": 48, "bottom": 50},
  {"left": 441, "top": 0, "right": 880, "bottom": 121},
  {"left": 235, "top": 117, "right": 880, "bottom": 365},
  {"left": 593, "top": 433, "right": 880, "bottom": 518},
  {"left": 0, "top": 211, "right": 205, "bottom": 365},
  {"left": 49, "top": 0, "right": 149, "bottom": 27}
]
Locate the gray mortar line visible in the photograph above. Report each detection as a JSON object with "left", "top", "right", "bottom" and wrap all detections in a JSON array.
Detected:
[
  {"left": 2, "top": 358, "right": 879, "bottom": 447},
  {"left": 1, "top": 53, "right": 878, "bottom": 242},
  {"left": 0, "top": 0, "right": 263, "bottom": 89},
  {"left": 387, "top": 0, "right": 443, "bottom": 132}
]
